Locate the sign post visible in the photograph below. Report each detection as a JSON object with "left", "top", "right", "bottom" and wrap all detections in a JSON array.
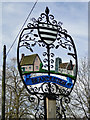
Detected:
[
  {"left": 46, "top": 97, "right": 56, "bottom": 119},
  {"left": 17, "top": 7, "right": 78, "bottom": 119},
  {"left": 2, "top": 45, "right": 6, "bottom": 120}
]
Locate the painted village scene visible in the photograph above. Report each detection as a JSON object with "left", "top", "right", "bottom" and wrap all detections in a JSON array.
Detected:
[
  {"left": 19, "top": 52, "right": 76, "bottom": 89},
  {"left": 20, "top": 53, "right": 76, "bottom": 78}
]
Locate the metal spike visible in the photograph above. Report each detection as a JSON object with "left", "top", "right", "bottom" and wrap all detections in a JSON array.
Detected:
[{"left": 45, "top": 7, "right": 49, "bottom": 15}]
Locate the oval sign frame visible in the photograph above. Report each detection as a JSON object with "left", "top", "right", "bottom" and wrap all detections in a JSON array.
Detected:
[{"left": 17, "top": 7, "right": 78, "bottom": 97}]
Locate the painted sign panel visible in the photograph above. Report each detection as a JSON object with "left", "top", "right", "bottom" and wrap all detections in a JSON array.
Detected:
[{"left": 24, "top": 74, "right": 73, "bottom": 88}]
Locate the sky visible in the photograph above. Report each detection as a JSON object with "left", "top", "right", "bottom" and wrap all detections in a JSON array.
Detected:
[
  {"left": 0, "top": 0, "right": 89, "bottom": 116},
  {"left": 0, "top": 1, "right": 88, "bottom": 68}
]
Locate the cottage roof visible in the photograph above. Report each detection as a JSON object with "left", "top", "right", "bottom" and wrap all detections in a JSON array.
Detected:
[
  {"left": 59, "top": 63, "right": 68, "bottom": 69},
  {"left": 20, "top": 54, "right": 40, "bottom": 66},
  {"left": 59, "top": 63, "right": 75, "bottom": 70}
]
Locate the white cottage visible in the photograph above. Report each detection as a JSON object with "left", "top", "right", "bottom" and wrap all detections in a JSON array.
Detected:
[{"left": 58, "top": 60, "right": 76, "bottom": 76}]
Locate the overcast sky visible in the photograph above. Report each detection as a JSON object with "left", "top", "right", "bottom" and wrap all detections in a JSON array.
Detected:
[{"left": 0, "top": 1, "right": 88, "bottom": 67}]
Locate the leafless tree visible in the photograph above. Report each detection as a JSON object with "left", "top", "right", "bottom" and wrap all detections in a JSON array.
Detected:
[
  {"left": 66, "top": 57, "right": 90, "bottom": 120},
  {"left": 5, "top": 58, "right": 35, "bottom": 119}
]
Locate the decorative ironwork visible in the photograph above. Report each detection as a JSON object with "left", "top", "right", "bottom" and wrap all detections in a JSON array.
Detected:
[
  {"left": 17, "top": 7, "right": 78, "bottom": 119},
  {"left": 56, "top": 96, "right": 70, "bottom": 119},
  {"left": 27, "top": 94, "right": 70, "bottom": 119},
  {"left": 28, "top": 94, "right": 45, "bottom": 119}
]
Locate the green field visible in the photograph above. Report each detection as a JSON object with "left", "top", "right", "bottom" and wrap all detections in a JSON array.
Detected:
[{"left": 22, "top": 69, "right": 75, "bottom": 79}]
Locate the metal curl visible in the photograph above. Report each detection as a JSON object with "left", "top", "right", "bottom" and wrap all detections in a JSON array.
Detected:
[
  {"left": 51, "top": 59, "right": 54, "bottom": 63},
  {"left": 58, "top": 26, "right": 62, "bottom": 31},
  {"left": 28, "top": 96, "right": 35, "bottom": 102},
  {"left": 35, "top": 112, "right": 45, "bottom": 119},
  {"left": 64, "top": 97, "right": 70, "bottom": 104},
  {"left": 41, "top": 83, "right": 49, "bottom": 93},
  {"left": 62, "top": 29, "right": 68, "bottom": 33},
  {"left": 50, "top": 44, "right": 55, "bottom": 49},
  {"left": 51, "top": 53, "right": 54, "bottom": 57},
  {"left": 49, "top": 14, "right": 54, "bottom": 20},
  {"left": 51, "top": 65, "right": 54, "bottom": 68},
  {"left": 34, "top": 87, "right": 40, "bottom": 92},
  {"left": 58, "top": 21, "right": 63, "bottom": 26},
  {"left": 27, "top": 23, "right": 34, "bottom": 28},
  {"left": 41, "top": 13, "right": 46, "bottom": 19},
  {"left": 43, "top": 52, "right": 47, "bottom": 56},
  {"left": 44, "top": 64, "right": 48, "bottom": 68},
  {"left": 31, "top": 17, "right": 37, "bottom": 23},
  {"left": 39, "top": 113, "right": 45, "bottom": 119},
  {"left": 43, "top": 58, "right": 48, "bottom": 63},
  {"left": 37, "top": 94, "right": 44, "bottom": 100},
  {"left": 38, "top": 17, "right": 43, "bottom": 22},
  {"left": 42, "top": 43, "right": 45, "bottom": 47},
  {"left": 38, "top": 13, "right": 46, "bottom": 22},
  {"left": 52, "top": 20, "right": 57, "bottom": 25},
  {"left": 51, "top": 84, "right": 57, "bottom": 93}
]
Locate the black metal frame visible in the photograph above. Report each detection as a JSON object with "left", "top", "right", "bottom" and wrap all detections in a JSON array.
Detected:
[{"left": 17, "top": 7, "right": 78, "bottom": 119}]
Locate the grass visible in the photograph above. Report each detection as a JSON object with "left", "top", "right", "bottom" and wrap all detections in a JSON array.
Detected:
[{"left": 22, "top": 69, "right": 75, "bottom": 79}]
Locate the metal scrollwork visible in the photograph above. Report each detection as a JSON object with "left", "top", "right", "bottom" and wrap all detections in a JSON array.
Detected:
[
  {"left": 28, "top": 95, "right": 45, "bottom": 119},
  {"left": 17, "top": 7, "right": 78, "bottom": 119},
  {"left": 56, "top": 96, "right": 70, "bottom": 119}
]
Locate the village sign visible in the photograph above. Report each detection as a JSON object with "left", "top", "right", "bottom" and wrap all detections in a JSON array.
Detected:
[{"left": 17, "top": 7, "right": 78, "bottom": 119}]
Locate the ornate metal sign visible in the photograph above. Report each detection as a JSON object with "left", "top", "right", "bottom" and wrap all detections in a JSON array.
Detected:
[{"left": 17, "top": 7, "right": 78, "bottom": 119}]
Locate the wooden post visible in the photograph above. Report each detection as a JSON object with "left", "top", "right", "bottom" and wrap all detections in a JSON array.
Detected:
[
  {"left": 2, "top": 45, "right": 6, "bottom": 120},
  {"left": 46, "top": 97, "right": 56, "bottom": 119}
]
